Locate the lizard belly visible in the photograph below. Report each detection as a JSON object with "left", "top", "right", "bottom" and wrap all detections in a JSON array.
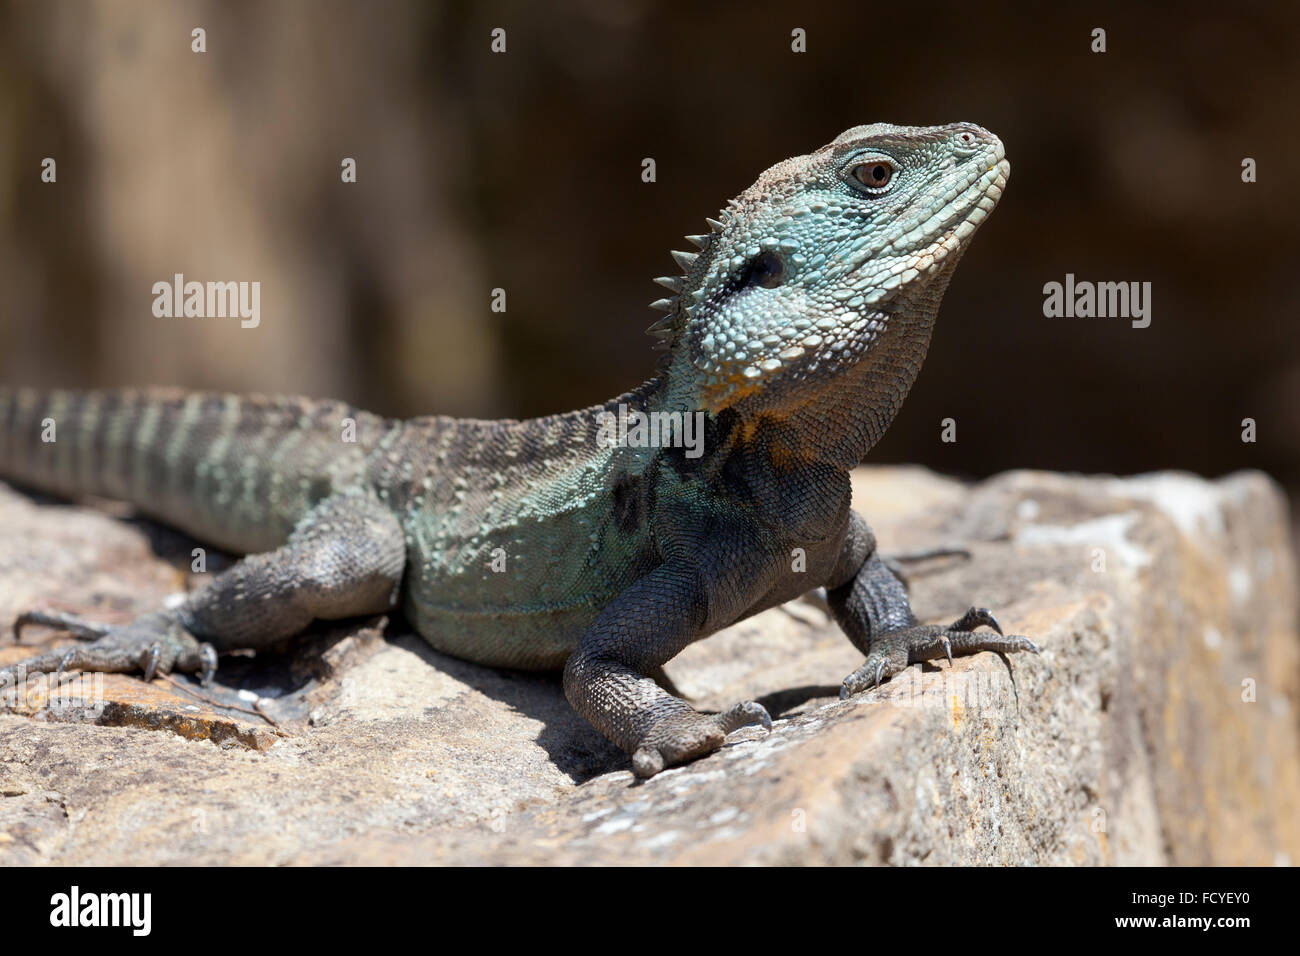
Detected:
[{"left": 404, "top": 595, "right": 597, "bottom": 671}]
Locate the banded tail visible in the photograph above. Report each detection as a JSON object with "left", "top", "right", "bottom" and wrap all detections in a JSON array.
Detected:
[{"left": 0, "top": 387, "right": 393, "bottom": 553}]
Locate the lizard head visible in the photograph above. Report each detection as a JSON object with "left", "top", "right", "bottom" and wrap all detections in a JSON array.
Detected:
[{"left": 652, "top": 123, "right": 1009, "bottom": 418}]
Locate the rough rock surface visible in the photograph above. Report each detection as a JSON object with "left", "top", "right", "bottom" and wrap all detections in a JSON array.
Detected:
[{"left": 1, "top": 467, "right": 1296, "bottom": 865}]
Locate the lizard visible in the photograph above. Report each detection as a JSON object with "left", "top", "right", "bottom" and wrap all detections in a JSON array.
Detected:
[{"left": 0, "top": 122, "right": 1035, "bottom": 778}]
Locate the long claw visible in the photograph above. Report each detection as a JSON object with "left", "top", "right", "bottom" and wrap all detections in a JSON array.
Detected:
[
  {"left": 198, "top": 644, "right": 218, "bottom": 687},
  {"left": 141, "top": 643, "right": 162, "bottom": 682},
  {"left": 55, "top": 649, "right": 77, "bottom": 684},
  {"left": 941, "top": 635, "right": 954, "bottom": 667},
  {"left": 952, "top": 606, "right": 1002, "bottom": 635},
  {"left": 874, "top": 660, "right": 884, "bottom": 688}
]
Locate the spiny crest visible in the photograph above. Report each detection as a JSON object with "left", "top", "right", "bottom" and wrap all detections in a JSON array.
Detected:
[{"left": 644, "top": 212, "right": 730, "bottom": 354}]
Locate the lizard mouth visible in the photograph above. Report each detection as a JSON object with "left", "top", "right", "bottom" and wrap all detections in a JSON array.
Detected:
[
  {"left": 917, "top": 151, "right": 1009, "bottom": 271},
  {"left": 934, "top": 149, "right": 1009, "bottom": 248}
]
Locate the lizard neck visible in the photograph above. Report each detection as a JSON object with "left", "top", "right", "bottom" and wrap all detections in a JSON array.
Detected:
[
  {"left": 650, "top": 306, "right": 939, "bottom": 472},
  {"left": 651, "top": 245, "right": 964, "bottom": 471},
  {"left": 739, "top": 310, "right": 937, "bottom": 470}
]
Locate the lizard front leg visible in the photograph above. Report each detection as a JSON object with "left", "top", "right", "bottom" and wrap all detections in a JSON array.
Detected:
[
  {"left": 564, "top": 562, "right": 771, "bottom": 779},
  {"left": 1, "top": 492, "right": 405, "bottom": 689},
  {"left": 826, "top": 510, "right": 1038, "bottom": 696}
]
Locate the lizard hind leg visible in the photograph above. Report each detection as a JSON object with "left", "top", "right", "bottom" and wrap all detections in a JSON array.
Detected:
[
  {"left": 3, "top": 608, "right": 216, "bottom": 689},
  {"left": 1, "top": 492, "right": 406, "bottom": 692}
]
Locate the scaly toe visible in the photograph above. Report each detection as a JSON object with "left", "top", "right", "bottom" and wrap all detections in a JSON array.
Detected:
[
  {"left": 632, "top": 746, "right": 666, "bottom": 779},
  {"left": 13, "top": 610, "right": 111, "bottom": 644},
  {"left": 717, "top": 700, "right": 772, "bottom": 734}
]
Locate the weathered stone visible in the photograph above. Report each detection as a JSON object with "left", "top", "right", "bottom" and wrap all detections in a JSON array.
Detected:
[{"left": 0, "top": 468, "right": 1296, "bottom": 865}]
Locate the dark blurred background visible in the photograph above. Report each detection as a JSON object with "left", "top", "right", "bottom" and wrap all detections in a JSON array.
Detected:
[{"left": 2, "top": 1, "right": 1298, "bottom": 506}]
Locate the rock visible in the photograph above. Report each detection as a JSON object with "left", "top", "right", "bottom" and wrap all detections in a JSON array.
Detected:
[{"left": 0, "top": 468, "right": 1297, "bottom": 865}]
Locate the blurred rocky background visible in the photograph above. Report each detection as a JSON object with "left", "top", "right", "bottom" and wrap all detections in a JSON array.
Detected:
[{"left": 1, "top": 0, "right": 1297, "bottom": 507}]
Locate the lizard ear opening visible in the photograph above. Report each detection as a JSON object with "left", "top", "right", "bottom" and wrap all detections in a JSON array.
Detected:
[{"left": 745, "top": 252, "right": 786, "bottom": 289}]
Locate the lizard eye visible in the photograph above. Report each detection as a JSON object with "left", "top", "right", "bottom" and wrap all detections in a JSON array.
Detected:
[
  {"left": 848, "top": 160, "right": 897, "bottom": 192},
  {"left": 747, "top": 251, "right": 786, "bottom": 289}
]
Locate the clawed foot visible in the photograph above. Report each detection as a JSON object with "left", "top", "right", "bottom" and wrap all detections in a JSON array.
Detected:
[
  {"left": 839, "top": 606, "right": 1038, "bottom": 698},
  {"left": 632, "top": 700, "right": 772, "bottom": 778},
  {"left": 1, "top": 609, "right": 217, "bottom": 691}
]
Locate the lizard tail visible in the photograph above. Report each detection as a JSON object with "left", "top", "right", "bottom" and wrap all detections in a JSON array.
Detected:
[{"left": 0, "top": 386, "right": 390, "bottom": 553}]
